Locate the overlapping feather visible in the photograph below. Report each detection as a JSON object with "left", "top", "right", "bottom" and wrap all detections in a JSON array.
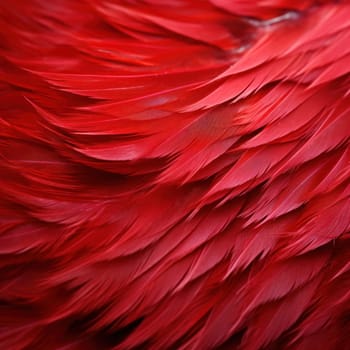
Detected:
[{"left": 0, "top": 0, "right": 350, "bottom": 349}]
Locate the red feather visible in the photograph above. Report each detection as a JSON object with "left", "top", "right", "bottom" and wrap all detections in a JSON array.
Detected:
[{"left": 1, "top": 0, "right": 350, "bottom": 349}]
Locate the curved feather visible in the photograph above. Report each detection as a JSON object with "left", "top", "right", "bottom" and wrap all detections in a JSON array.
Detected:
[{"left": 1, "top": 1, "right": 350, "bottom": 349}]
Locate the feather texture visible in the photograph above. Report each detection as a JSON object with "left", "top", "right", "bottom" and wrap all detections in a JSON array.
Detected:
[{"left": 0, "top": 0, "right": 350, "bottom": 349}]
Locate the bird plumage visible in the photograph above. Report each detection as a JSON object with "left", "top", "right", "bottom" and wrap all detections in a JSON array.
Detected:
[{"left": 0, "top": 0, "right": 350, "bottom": 349}]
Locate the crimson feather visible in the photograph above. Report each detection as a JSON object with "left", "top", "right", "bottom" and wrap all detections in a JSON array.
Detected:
[{"left": 1, "top": 0, "right": 350, "bottom": 349}]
